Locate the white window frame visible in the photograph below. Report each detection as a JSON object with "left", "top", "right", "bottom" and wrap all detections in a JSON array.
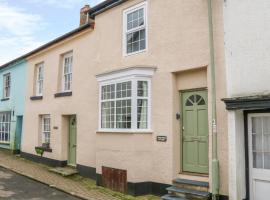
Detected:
[
  {"left": 3, "top": 73, "right": 10, "bottom": 99},
  {"left": 0, "top": 112, "right": 11, "bottom": 143},
  {"left": 123, "top": 1, "right": 148, "bottom": 56},
  {"left": 96, "top": 67, "right": 155, "bottom": 133},
  {"left": 41, "top": 115, "right": 50, "bottom": 145},
  {"left": 62, "top": 52, "right": 73, "bottom": 92},
  {"left": 35, "top": 63, "right": 44, "bottom": 96}
]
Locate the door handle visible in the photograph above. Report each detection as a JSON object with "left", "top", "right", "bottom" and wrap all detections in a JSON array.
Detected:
[{"left": 73, "top": 144, "right": 77, "bottom": 147}]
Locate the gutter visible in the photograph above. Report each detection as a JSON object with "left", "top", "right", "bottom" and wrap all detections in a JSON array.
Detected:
[
  {"left": 207, "top": 0, "right": 220, "bottom": 199},
  {"left": 89, "top": 0, "right": 128, "bottom": 18}
]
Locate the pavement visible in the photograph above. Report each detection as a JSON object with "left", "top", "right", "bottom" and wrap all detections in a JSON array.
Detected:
[
  {"left": 0, "top": 150, "right": 119, "bottom": 200},
  {"left": 0, "top": 167, "right": 81, "bottom": 200}
]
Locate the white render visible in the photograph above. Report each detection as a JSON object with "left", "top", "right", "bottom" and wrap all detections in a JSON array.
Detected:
[
  {"left": 223, "top": 1, "right": 270, "bottom": 199},
  {"left": 224, "top": 0, "right": 270, "bottom": 97}
]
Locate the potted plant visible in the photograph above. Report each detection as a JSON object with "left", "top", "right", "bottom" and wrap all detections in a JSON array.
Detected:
[{"left": 35, "top": 146, "right": 45, "bottom": 157}]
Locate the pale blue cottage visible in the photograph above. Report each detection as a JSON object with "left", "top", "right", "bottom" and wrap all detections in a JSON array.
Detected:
[{"left": 0, "top": 59, "right": 27, "bottom": 153}]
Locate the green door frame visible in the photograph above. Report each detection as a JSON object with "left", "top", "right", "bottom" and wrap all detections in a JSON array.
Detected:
[
  {"left": 68, "top": 115, "right": 77, "bottom": 166},
  {"left": 181, "top": 89, "right": 209, "bottom": 174}
]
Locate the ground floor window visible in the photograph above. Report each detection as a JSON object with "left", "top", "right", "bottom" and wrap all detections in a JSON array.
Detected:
[
  {"left": 40, "top": 115, "right": 50, "bottom": 147},
  {"left": 0, "top": 112, "right": 11, "bottom": 143}
]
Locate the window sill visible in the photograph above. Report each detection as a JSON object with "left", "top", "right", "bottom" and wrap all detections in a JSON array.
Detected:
[
  {"left": 30, "top": 96, "right": 43, "bottom": 100},
  {"left": 54, "top": 91, "right": 72, "bottom": 98},
  {"left": 124, "top": 49, "right": 147, "bottom": 57},
  {"left": 1, "top": 98, "right": 9, "bottom": 101},
  {"left": 0, "top": 141, "right": 10, "bottom": 145},
  {"left": 35, "top": 146, "right": 52, "bottom": 152},
  {"left": 96, "top": 130, "right": 153, "bottom": 134}
]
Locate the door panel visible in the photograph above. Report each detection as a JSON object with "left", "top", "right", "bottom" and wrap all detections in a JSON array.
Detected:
[
  {"left": 182, "top": 90, "right": 208, "bottom": 174},
  {"left": 249, "top": 114, "right": 270, "bottom": 200},
  {"left": 68, "top": 116, "right": 77, "bottom": 166}
]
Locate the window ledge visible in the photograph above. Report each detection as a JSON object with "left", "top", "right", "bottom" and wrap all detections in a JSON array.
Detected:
[
  {"left": 1, "top": 98, "right": 9, "bottom": 101},
  {"left": 30, "top": 96, "right": 43, "bottom": 100},
  {"left": 0, "top": 141, "right": 10, "bottom": 145},
  {"left": 54, "top": 91, "right": 72, "bottom": 98},
  {"left": 35, "top": 146, "right": 52, "bottom": 152},
  {"left": 96, "top": 130, "right": 153, "bottom": 134}
]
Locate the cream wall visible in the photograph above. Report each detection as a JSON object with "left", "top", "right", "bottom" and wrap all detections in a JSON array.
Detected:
[{"left": 22, "top": 0, "right": 228, "bottom": 196}]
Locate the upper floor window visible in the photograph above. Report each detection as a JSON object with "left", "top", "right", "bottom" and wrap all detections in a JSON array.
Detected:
[
  {"left": 35, "top": 63, "right": 44, "bottom": 96},
  {"left": 96, "top": 67, "right": 156, "bottom": 132},
  {"left": 123, "top": 2, "right": 147, "bottom": 56},
  {"left": 3, "top": 73, "right": 10, "bottom": 99},
  {"left": 62, "top": 52, "right": 73, "bottom": 92}
]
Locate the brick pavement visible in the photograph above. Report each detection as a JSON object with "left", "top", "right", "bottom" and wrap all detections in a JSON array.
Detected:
[{"left": 0, "top": 150, "right": 119, "bottom": 200}]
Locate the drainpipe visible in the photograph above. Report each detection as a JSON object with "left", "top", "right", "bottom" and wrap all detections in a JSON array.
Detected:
[{"left": 207, "top": 0, "right": 220, "bottom": 199}]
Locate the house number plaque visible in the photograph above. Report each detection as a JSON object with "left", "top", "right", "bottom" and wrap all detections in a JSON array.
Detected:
[{"left": 157, "top": 136, "right": 167, "bottom": 142}]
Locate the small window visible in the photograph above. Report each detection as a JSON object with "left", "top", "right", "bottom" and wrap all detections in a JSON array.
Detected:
[
  {"left": 0, "top": 112, "right": 11, "bottom": 143},
  {"left": 62, "top": 53, "right": 73, "bottom": 92},
  {"left": 3, "top": 73, "right": 10, "bottom": 99},
  {"left": 124, "top": 2, "right": 147, "bottom": 55},
  {"left": 41, "top": 115, "right": 50, "bottom": 146},
  {"left": 35, "top": 63, "right": 44, "bottom": 96}
]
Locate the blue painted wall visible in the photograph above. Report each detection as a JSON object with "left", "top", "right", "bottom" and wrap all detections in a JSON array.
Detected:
[{"left": 0, "top": 60, "right": 27, "bottom": 151}]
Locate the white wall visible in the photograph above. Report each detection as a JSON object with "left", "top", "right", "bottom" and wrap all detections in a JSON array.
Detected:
[
  {"left": 224, "top": 0, "right": 270, "bottom": 97},
  {"left": 228, "top": 111, "right": 246, "bottom": 200}
]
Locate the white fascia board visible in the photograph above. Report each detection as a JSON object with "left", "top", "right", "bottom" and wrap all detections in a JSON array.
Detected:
[{"left": 96, "top": 66, "right": 157, "bottom": 83}]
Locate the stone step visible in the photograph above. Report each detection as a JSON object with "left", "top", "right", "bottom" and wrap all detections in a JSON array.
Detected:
[
  {"left": 49, "top": 167, "right": 78, "bottom": 177},
  {"left": 167, "top": 186, "right": 210, "bottom": 199},
  {"left": 161, "top": 194, "right": 188, "bottom": 200},
  {"left": 173, "top": 178, "right": 209, "bottom": 192}
]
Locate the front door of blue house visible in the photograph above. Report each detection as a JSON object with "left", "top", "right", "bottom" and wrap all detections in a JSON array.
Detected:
[{"left": 15, "top": 116, "right": 23, "bottom": 151}]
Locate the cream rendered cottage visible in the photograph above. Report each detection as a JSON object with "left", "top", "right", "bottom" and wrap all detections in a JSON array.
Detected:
[{"left": 20, "top": 0, "right": 228, "bottom": 199}]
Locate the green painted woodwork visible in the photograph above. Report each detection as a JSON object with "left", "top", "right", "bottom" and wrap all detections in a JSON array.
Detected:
[
  {"left": 68, "top": 116, "right": 77, "bottom": 166},
  {"left": 181, "top": 90, "right": 209, "bottom": 174}
]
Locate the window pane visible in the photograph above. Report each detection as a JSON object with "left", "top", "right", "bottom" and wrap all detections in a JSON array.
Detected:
[
  {"left": 252, "top": 117, "right": 262, "bottom": 134},
  {"left": 137, "top": 81, "right": 148, "bottom": 97},
  {"left": 253, "top": 152, "right": 263, "bottom": 169},
  {"left": 137, "top": 99, "right": 148, "bottom": 129},
  {"left": 126, "top": 29, "right": 146, "bottom": 54},
  {"left": 252, "top": 134, "right": 262, "bottom": 152},
  {"left": 101, "top": 101, "right": 115, "bottom": 128},
  {"left": 116, "top": 81, "right": 132, "bottom": 98},
  {"left": 116, "top": 99, "right": 131, "bottom": 129}
]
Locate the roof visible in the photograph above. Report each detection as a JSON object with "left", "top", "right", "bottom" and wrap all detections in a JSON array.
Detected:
[
  {"left": 89, "top": 0, "right": 128, "bottom": 18},
  {"left": 222, "top": 94, "right": 270, "bottom": 110},
  {"left": 0, "top": 22, "right": 93, "bottom": 70}
]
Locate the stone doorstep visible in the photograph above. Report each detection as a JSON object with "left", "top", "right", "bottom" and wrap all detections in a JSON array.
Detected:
[
  {"left": 0, "top": 163, "right": 89, "bottom": 200},
  {"left": 49, "top": 167, "right": 78, "bottom": 177}
]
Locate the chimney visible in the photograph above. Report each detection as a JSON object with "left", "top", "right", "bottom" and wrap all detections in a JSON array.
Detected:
[{"left": 80, "top": 5, "right": 91, "bottom": 26}]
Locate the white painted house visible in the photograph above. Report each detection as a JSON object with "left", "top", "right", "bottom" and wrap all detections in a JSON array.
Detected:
[{"left": 223, "top": 1, "right": 270, "bottom": 200}]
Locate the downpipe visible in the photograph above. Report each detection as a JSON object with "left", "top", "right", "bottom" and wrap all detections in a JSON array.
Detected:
[{"left": 207, "top": 0, "right": 220, "bottom": 199}]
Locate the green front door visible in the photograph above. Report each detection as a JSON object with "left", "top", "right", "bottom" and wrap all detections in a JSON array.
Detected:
[
  {"left": 181, "top": 90, "right": 209, "bottom": 174},
  {"left": 68, "top": 116, "right": 77, "bottom": 166}
]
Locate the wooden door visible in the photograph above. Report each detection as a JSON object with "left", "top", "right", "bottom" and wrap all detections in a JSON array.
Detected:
[
  {"left": 182, "top": 90, "right": 209, "bottom": 174},
  {"left": 68, "top": 116, "right": 77, "bottom": 166}
]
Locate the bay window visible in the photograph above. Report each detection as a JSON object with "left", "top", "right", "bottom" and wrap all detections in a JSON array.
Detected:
[
  {"left": 97, "top": 67, "right": 155, "bottom": 132},
  {"left": 100, "top": 79, "right": 150, "bottom": 131}
]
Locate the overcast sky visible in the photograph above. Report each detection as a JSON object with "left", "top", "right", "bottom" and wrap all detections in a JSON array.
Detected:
[{"left": 0, "top": 0, "right": 104, "bottom": 65}]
